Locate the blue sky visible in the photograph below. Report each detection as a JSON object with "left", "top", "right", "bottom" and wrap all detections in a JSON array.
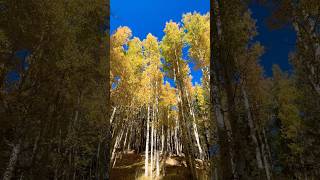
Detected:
[
  {"left": 111, "top": 0, "right": 209, "bottom": 86},
  {"left": 111, "top": 0, "right": 296, "bottom": 85},
  {"left": 249, "top": 4, "right": 296, "bottom": 75}
]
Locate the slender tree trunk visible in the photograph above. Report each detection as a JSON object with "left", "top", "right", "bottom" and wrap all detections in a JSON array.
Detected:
[
  {"left": 161, "top": 125, "right": 164, "bottom": 154},
  {"left": 178, "top": 95, "right": 197, "bottom": 179},
  {"left": 153, "top": 122, "right": 157, "bottom": 177},
  {"left": 111, "top": 130, "right": 124, "bottom": 167},
  {"left": 156, "top": 130, "right": 160, "bottom": 177},
  {"left": 2, "top": 143, "right": 21, "bottom": 180},
  {"left": 175, "top": 119, "right": 179, "bottom": 156},
  {"left": 145, "top": 106, "right": 150, "bottom": 176},
  {"left": 173, "top": 61, "right": 197, "bottom": 179},
  {"left": 258, "top": 130, "right": 272, "bottom": 180},
  {"left": 192, "top": 110, "right": 203, "bottom": 159},
  {"left": 262, "top": 127, "right": 273, "bottom": 173},
  {"left": 162, "top": 110, "right": 169, "bottom": 176},
  {"left": 110, "top": 107, "right": 116, "bottom": 123},
  {"left": 151, "top": 107, "right": 154, "bottom": 177},
  {"left": 127, "top": 128, "right": 132, "bottom": 151},
  {"left": 210, "top": 1, "right": 233, "bottom": 179},
  {"left": 186, "top": 90, "right": 204, "bottom": 159},
  {"left": 242, "top": 86, "right": 264, "bottom": 169},
  {"left": 123, "top": 127, "right": 129, "bottom": 152}
]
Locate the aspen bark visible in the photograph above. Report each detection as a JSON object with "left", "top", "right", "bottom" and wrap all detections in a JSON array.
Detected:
[
  {"left": 145, "top": 106, "right": 150, "bottom": 176},
  {"left": 150, "top": 107, "right": 154, "bottom": 177},
  {"left": 123, "top": 127, "right": 129, "bottom": 152},
  {"left": 186, "top": 90, "right": 204, "bottom": 159},
  {"left": 241, "top": 86, "right": 264, "bottom": 169},
  {"left": 161, "top": 125, "right": 164, "bottom": 154},
  {"left": 259, "top": 130, "right": 272, "bottom": 180},
  {"left": 111, "top": 130, "right": 124, "bottom": 167},
  {"left": 175, "top": 118, "right": 179, "bottom": 155},
  {"left": 210, "top": 0, "right": 233, "bottom": 179},
  {"left": 191, "top": 110, "right": 203, "bottom": 159},
  {"left": 156, "top": 131, "right": 160, "bottom": 177},
  {"left": 2, "top": 143, "right": 21, "bottom": 180},
  {"left": 110, "top": 107, "right": 116, "bottom": 123}
]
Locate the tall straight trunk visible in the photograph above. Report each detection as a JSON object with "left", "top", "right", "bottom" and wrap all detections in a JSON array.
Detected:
[
  {"left": 178, "top": 96, "right": 197, "bottom": 179},
  {"left": 99, "top": 0, "right": 110, "bottom": 179},
  {"left": 161, "top": 125, "right": 164, "bottom": 154},
  {"left": 175, "top": 119, "right": 179, "bottom": 155},
  {"left": 145, "top": 106, "right": 150, "bottom": 176},
  {"left": 111, "top": 129, "right": 124, "bottom": 167},
  {"left": 153, "top": 123, "right": 157, "bottom": 177},
  {"left": 156, "top": 150, "right": 160, "bottom": 177},
  {"left": 241, "top": 86, "right": 264, "bottom": 169},
  {"left": 173, "top": 62, "right": 197, "bottom": 179},
  {"left": 258, "top": 130, "right": 272, "bottom": 180},
  {"left": 123, "top": 127, "right": 129, "bottom": 151},
  {"left": 156, "top": 129, "right": 160, "bottom": 177},
  {"left": 191, "top": 110, "right": 203, "bottom": 159},
  {"left": 2, "top": 143, "right": 21, "bottom": 180},
  {"left": 150, "top": 106, "right": 154, "bottom": 177},
  {"left": 262, "top": 128, "right": 273, "bottom": 171},
  {"left": 173, "top": 130, "right": 175, "bottom": 155},
  {"left": 172, "top": 128, "right": 175, "bottom": 155},
  {"left": 163, "top": 110, "right": 169, "bottom": 176},
  {"left": 139, "top": 110, "right": 145, "bottom": 154},
  {"left": 167, "top": 127, "right": 171, "bottom": 154},
  {"left": 110, "top": 107, "right": 116, "bottom": 123},
  {"left": 174, "top": 129, "right": 178, "bottom": 155},
  {"left": 186, "top": 90, "right": 204, "bottom": 159},
  {"left": 127, "top": 128, "right": 132, "bottom": 151},
  {"left": 210, "top": 0, "right": 233, "bottom": 179},
  {"left": 242, "top": 86, "right": 272, "bottom": 179}
]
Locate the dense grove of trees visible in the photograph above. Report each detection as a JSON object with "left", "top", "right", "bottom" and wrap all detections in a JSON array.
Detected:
[
  {"left": 110, "top": 12, "right": 210, "bottom": 179},
  {"left": 0, "top": 0, "right": 319, "bottom": 180},
  {"left": 209, "top": 0, "right": 320, "bottom": 179},
  {"left": 0, "top": 0, "right": 111, "bottom": 179}
]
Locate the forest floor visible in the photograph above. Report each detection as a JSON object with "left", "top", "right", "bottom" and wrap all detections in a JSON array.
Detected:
[{"left": 110, "top": 151, "right": 208, "bottom": 180}]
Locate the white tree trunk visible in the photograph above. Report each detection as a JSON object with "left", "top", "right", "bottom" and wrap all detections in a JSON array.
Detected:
[
  {"left": 175, "top": 119, "right": 179, "bottom": 155},
  {"left": 167, "top": 128, "right": 170, "bottom": 154},
  {"left": 161, "top": 125, "right": 164, "bottom": 154},
  {"left": 110, "top": 106, "right": 117, "bottom": 123},
  {"left": 150, "top": 107, "right": 154, "bottom": 177},
  {"left": 191, "top": 110, "right": 203, "bottom": 159},
  {"left": 155, "top": 129, "right": 160, "bottom": 177},
  {"left": 145, "top": 106, "right": 150, "bottom": 176},
  {"left": 127, "top": 129, "right": 132, "bottom": 151},
  {"left": 3, "top": 143, "right": 21, "bottom": 180},
  {"left": 156, "top": 150, "right": 160, "bottom": 177},
  {"left": 242, "top": 86, "right": 264, "bottom": 169},
  {"left": 260, "top": 133, "right": 271, "bottom": 180},
  {"left": 123, "top": 127, "right": 129, "bottom": 152},
  {"left": 153, "top": 124, "right": 157, "bottom": 177},
  {"left": 111, "top": 130, "right": 124, "bottom": 167},
  {"left": 186, "top": 90, "right": 204, "bottom": 159}
]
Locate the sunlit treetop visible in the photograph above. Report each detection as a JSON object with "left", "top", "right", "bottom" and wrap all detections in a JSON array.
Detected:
[
  {"left": 111, "top": 26, "right": 132, "bottom": 47},
  {"left": 161, "top": 21, "right": 186, "bottom": 79},
  {"left": 111, "top": 26, "right": 132, "bottom": 80},
  {"left": 183, "top": 12, "right": 210, "bottom": 68}
]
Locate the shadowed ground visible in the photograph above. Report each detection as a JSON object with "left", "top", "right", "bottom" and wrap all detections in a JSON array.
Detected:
[{"left": 110, "top": 152, "right": 208, "bottom": 180}]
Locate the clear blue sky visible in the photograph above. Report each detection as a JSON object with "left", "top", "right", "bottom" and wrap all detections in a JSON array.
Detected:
[
  {"left": 249, "top": 3, "right": 296, "bottom": 75},
  {"left": 111, "top": 0, "right": 296, "bottom": 85},
  {"left": 111, "top": 0, "right": 209, "bottom": 86}
]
